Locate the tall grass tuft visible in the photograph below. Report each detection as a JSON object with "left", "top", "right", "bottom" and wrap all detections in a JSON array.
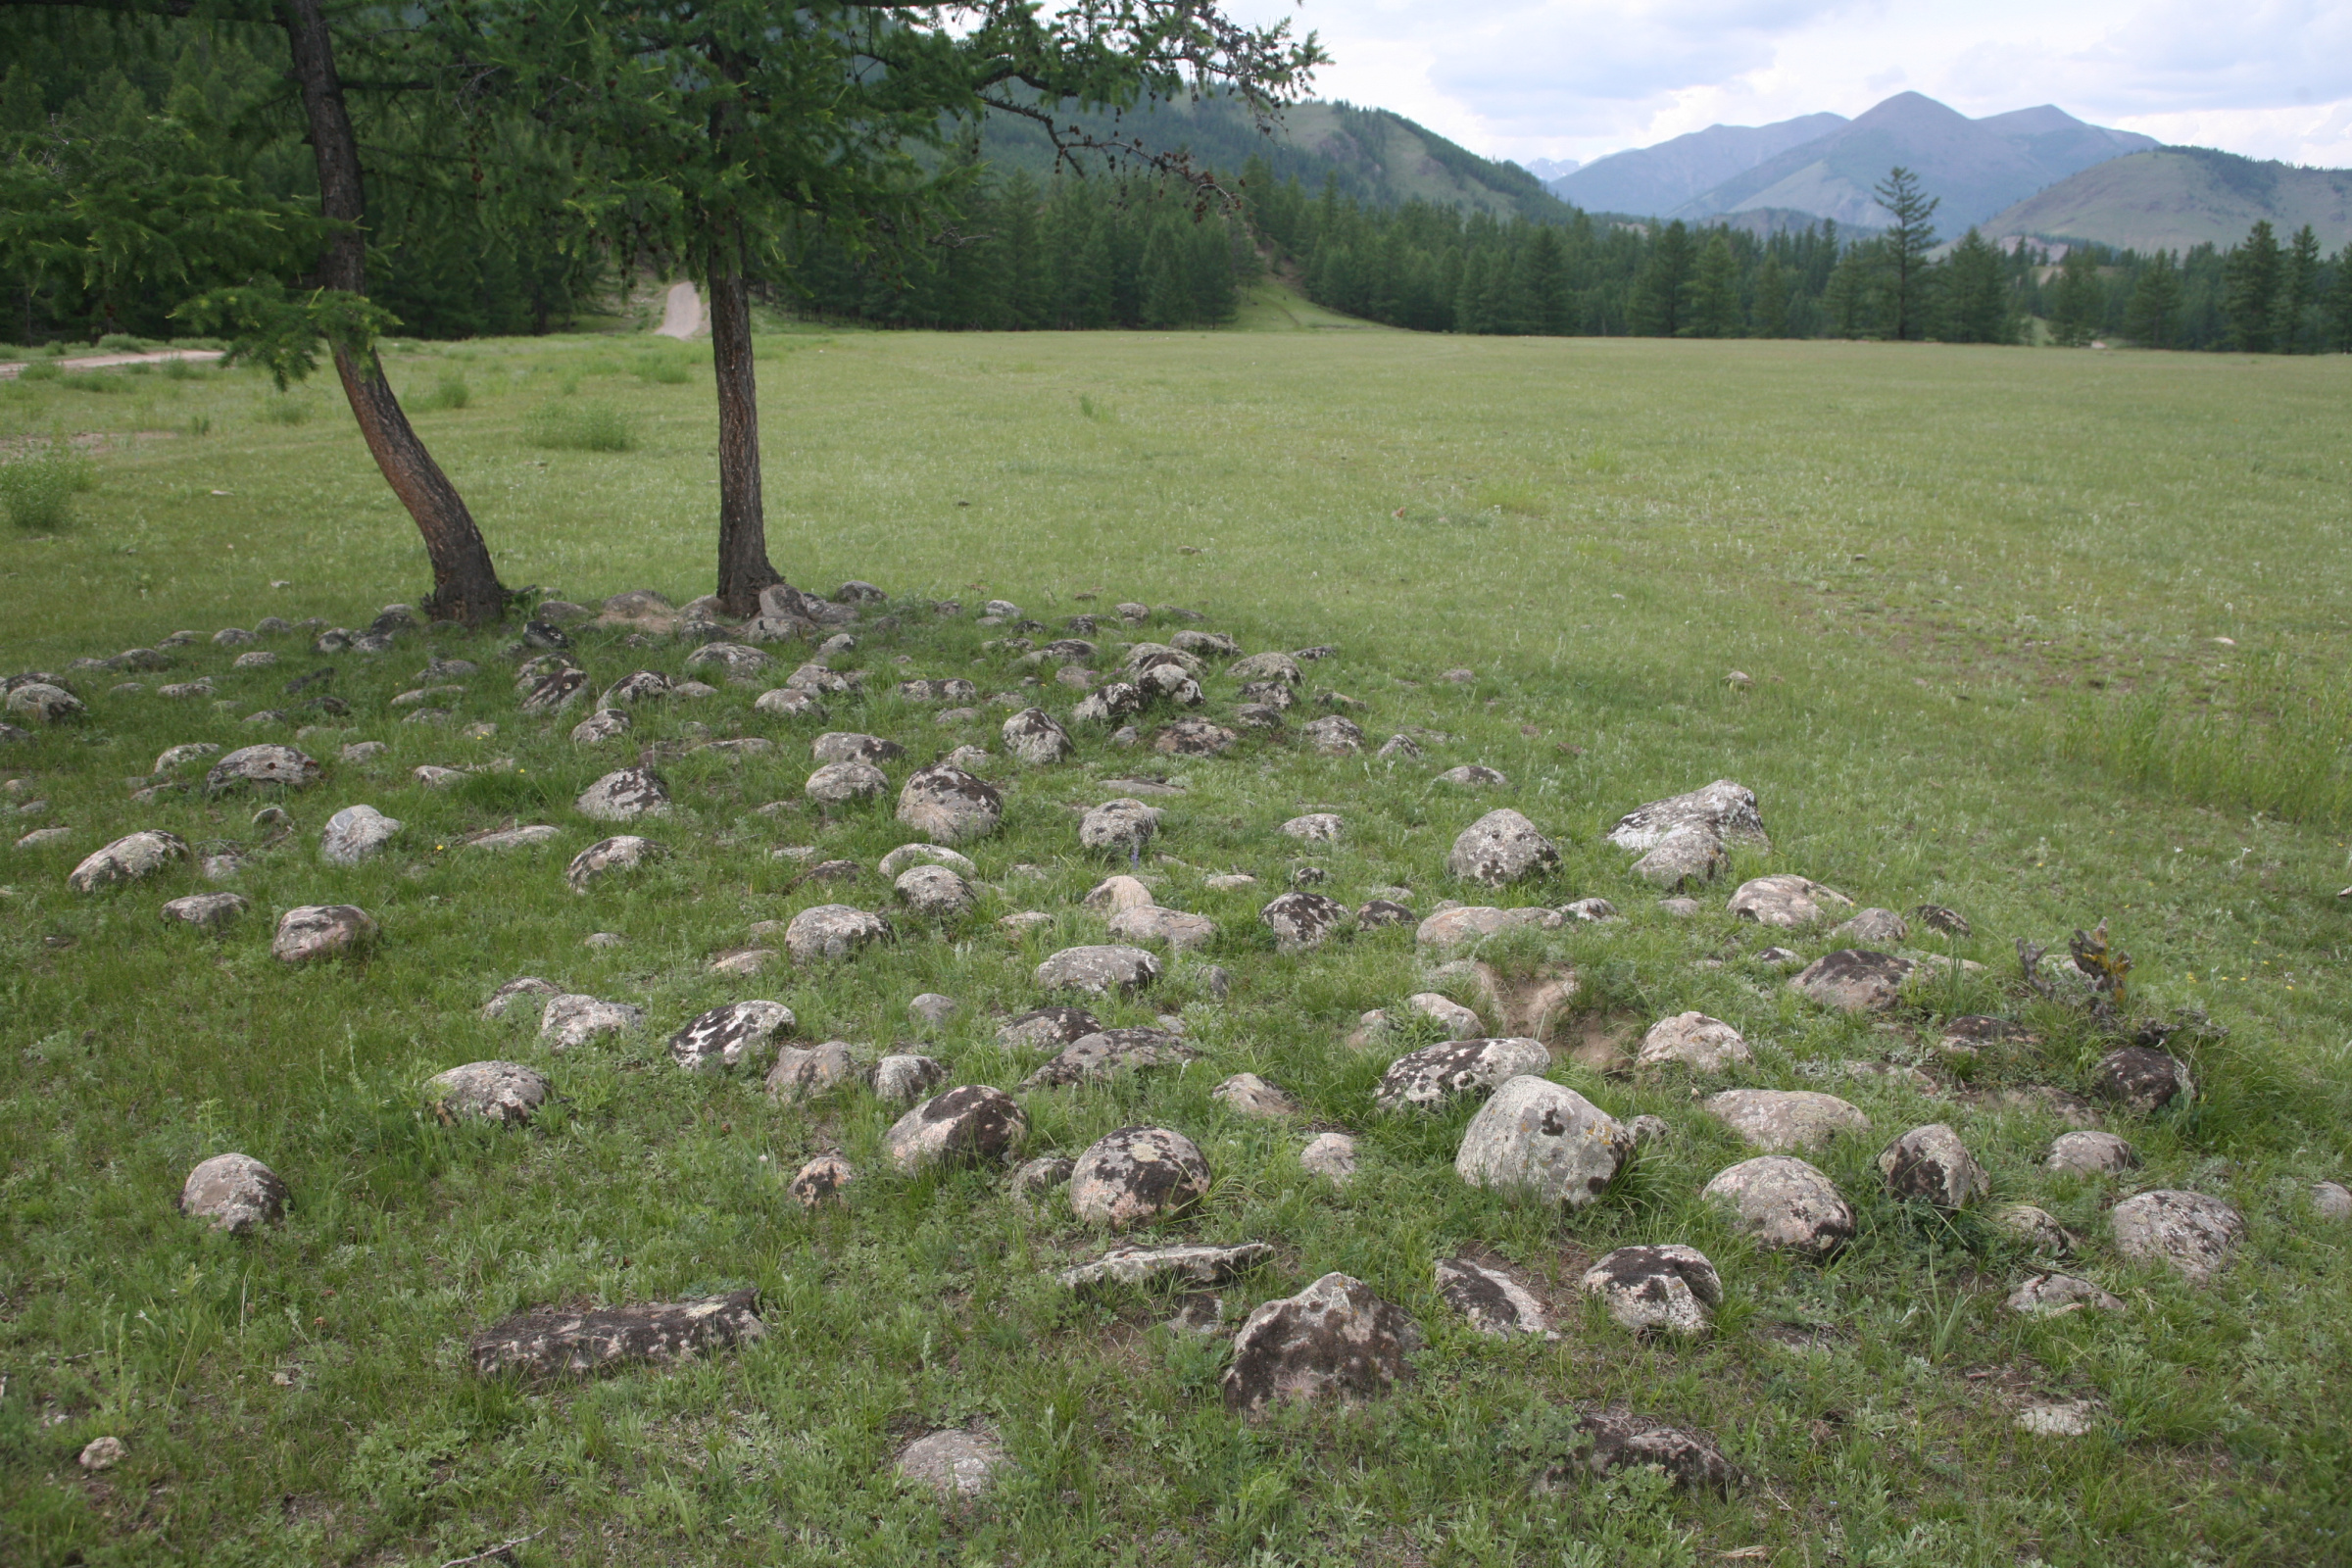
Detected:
[
  {"left": 524, "top": 399, "right": 633, "bottom": 452},
  {"left": 409, "top": 371, "right": 470, "bottom": 413},
  {"left": 633, "top": 355, "right": 691, "bottom": 385},
  {"left": 0, "top": 435, "right": 98, "bottom": 530},
  {"left": 2062, "top": 652, "right": 2352, "bottom": 826}
]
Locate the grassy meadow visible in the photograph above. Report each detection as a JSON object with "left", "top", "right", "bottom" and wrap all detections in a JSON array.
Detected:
[{"left": 2, "top": 310, "right": 2351, "bottom": 1566}]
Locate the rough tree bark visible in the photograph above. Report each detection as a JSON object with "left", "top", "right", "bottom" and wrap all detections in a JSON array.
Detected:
[
  {"left": 278, "top": 0, "right": 512, "bottom": 626},
  {"left": 707, "top": 236, "right": 786, "bottom": 618}
]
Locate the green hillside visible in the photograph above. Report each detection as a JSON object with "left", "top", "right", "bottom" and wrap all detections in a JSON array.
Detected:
[
  {"left": 979, "top": 96, "right": 1571, "bottom": 222},
  {"left": 1982, "top": 147, "right": 2352, "bottom": 252}
]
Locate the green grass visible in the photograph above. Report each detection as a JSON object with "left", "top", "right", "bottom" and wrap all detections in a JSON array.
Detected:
[{"left": 1, "top": 322, "right": 2350, "bottom": 1566}]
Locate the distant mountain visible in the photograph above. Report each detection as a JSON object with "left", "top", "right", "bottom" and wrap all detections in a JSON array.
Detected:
[
  {"left": 1521, "top": 157, "right": 1581, "bottom": 182},
  {"left": 1553, "top": 113, "right": 1848, "bottom": 215},
  {"left": 1980, "top": 147, "right": 2352, "bottom": 252},
  {"left": 1669, "top": 93, "right": 2157, "bottom": 230},
  {"left": 979, "top": 97, "right": 1571, "bottom": 222}
]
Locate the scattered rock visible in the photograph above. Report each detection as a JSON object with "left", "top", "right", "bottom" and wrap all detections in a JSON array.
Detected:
[
  {"left": 895, "top": 863, "right": 976, "bottom": 918},
  {"left": 1001, "top": 706, "right": 1073, "bottom": 763},
  {"left": 2094, "top": 1047, "right": 2194, "bottom": 1114},
  {"left": 897, "top": 763, "right": 1003, "bottom": 843},
  {"left": 1446, "top": 808, "right": 1559, "bottom": 887},
  {"left": 1788, "top": 949, "right": 1915, "bottom": 1011},
  {"left": 1434, "top": 1255, "right": 1554, "bottom": 1338},
  {"left": 1281, "top": 811, "right": 1344, "bottom": 842},
  {"left": 1557, "top": 1411, "right": 1734, "bottom": 1494},
  {"left": 1607, "top": 780, "right": 1768, "bottom": 852},
  {"left": 1022, "top": 1027, "right": 1195, "bottom": 1088},
  {"left": 1058, "top": 1240, "right": 1273, "bottom": 1293},
  {"left": 2314, "top": 1181, "right": 2352, "bottom": 1220},
  {"left": 561, "top": 835, "right": 662, "bottom": 893},
  {"left": 601, "top": 669, "right": 675, "bottom": 706},
  {"left": 754, "top": 687, "right": 823, "bottom": 719},
  {"left": 4, "top": 682, "right": 84, "bottom": 723},
  {"left": 582, "top": 931, "right": 625, "bottom": 950},
  {"left": 788, "top": 1153, "right": 856, "bottom": 1207},
  {"left": 1435, "top": 764, "right": 1507, "bottom": 788},
  {"left": 1701, "top": 1155, "right": 1855, "bottom": 1255},
  {"left": 2110, "top": 1190, "right": 2243, "bottom": 1282},
  {"left": 1581, "top": 1245, "right": 1723, "bottom": 1336},
  {"left": 539, "top": 994, "right": 642, "bottom": 1051},
  {"left": 1632, "top": 826, "right": 1730, "bottom": 890},
  {"left": 69, "top": 829, "right": 191, "bottom": 893},
  {"left": 878, "top": 843, "right": 978, "bottom": 878},
  {"left": 1914, "top": 904, "right": 1971, "bottom": 936},
  {"left": 160, "top": 891, "right": 248, "bottom": 929},
  {"left": 481, "top": 976, "right": 558, "bottom": 1018},
  {"left": 571, "top": 709, "right": 631, "bottom": 746},
  {"left": 999, "top": 1005, "right": 1101, "bottom": 1051},
  {"left": 1069, "top": 1126, "right": 1212, "bottom": 1229},
  {"left": 270, "top": 904, "right": 374, "bottom": 962},
  {"left": 318, "top": 804, "right": 401, "bottom": 865},
  {"left": 895, "top": 1429, "right": 1006, "bottom": 1501},
  {"left": 1211, "top": 1072, "right": 1298, "bottom": 1118},
  {"left": 1108, "top": 905, "right": 1218, "bottom": 951},
  {"left": 685, "top": 642, "right": 771, "bottom": 683},
  {"left": 1729, "top": 874, "right": 1852, "bottom": 927},
  {"left": 1080, "top": 797, "right": 1161, "bottom": 856},
  {"left": 1878, "top": 1124, "right": 1990, "bottom": 1208},
  {"left": 1453, "top": 1076, "right": 1631, "bottom": 1206},
  {"left": 883, "top": 1086, "right": 1028, "bottom": 1172},
  {"left": 2046, "top": 1130, "right": 2139, "bottom": 1175},
  {"left": 1299, "top": 714, "right": 1363, "bottom": 755},
  {"left": 204, "top": 744, "right": 320, "bottom": 794},
  {"left": 1635, "top": 1012, "right": 1750, "bottom": 1073},
  {"left": 872, "top": 1054, "right": 948, "bottom": 1105},
  {"left": 153, "top": 741, "right": 222, "bottom": 775},
  {"left": 1414, "top": 905, "right": 1557, "bottom": 947},
  {"left": 1832, "top": 907, "right": 1910, "bottom": 946},
  {"left": 1994, "top": 1204, "right": 2078, "bottom": 1253},
  {"left": 1035, "top": 944, "right": 1159, "bottom": 996},
  {"left": 806, "top": 759, "right": 888, "bottom": 805},
  {"left": 2007, "top": 1273, "right": 2125, "bottom": 1317},
  {"left": 1010, "top": 1155, "right": 1074, "bottom": 1211},
  {"left": 520, "top": 667, "right": 592, "bottom": 715},
  {"left": 179, "top": 1152, "right": 287, "bottom": 1233},
  {"left": 467, "top": 1289, "right": 765, "bottom": 1378},
  {"left": 78, "top": 1436, "right": 124, "bottom": 1472},
  {"left": 1153, "top": 717, "right": 1237, "bottom": 756},
  {"left": 784, "top": 904, "right": 893, "bottom": 962},
  {"left": 1260, "top": 889, "right": 1350, "bottom": 950},
  {"left": 1223, "top": 1273, "right": 1420, "bottom": 1412},
  {"left": 575, "top": 767, "right": 669, "bottom": 821},
  {"left": 1357, "top": 899, "right": 1414, "bottom": 927},
  {"left": 1071, "top": 681, "right": 1144, "bottom": 725},
  {"left": 1703, "top": 1090, "right": 1869, "bottom": 1152},
  {"left": 1375, "top": 1037, "right": 1550, "bottom": 1111},
  {"left": 427, "top": 1061, "right": 552, "bottom": 1125},
  {"left": 669, "top": 1001, "right": 795, "bottom": 1073},
  {"left": 907, "top": 992, "right": 960, "bottom": 1026},
  {"left": 1227, "top": 651, "right": 1300, "bottom": 685},
  {"left": 766, "top": 1040, "right": 864, "bottom": 1104},
  {"left": 1375, "top": 733, "right": 1423, "bottom": 760},
  {"left": 812, "top": 732, "right": 905, "bottom": 765},
  {"left": 2016, "top": 1400, "right": 2102, "bottom": 1438},
  {"left": 1299, "top": 1131, "right": 1358, "bottom": 1184}
]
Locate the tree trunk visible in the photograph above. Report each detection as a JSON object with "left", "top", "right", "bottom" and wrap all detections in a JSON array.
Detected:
[
  {"left": 278, "top": 0, "right": 511, "bottom": 626},
  {"left": 709, "top": 249, "right": 785, "bottom": 617}
]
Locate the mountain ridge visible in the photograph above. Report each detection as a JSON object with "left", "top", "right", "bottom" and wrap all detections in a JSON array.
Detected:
[{"left": 1980, "top": 146, "right": 2352, "bottom": 252}]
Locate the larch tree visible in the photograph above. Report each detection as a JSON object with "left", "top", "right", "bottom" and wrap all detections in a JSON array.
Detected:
[
  {"left": 449, "top": 0, "right": 1323, "bottom": 617},
  {"left": 1871, "top": 166, "right": 1938, "bottom": 342},
  {"left": 2225, "top": 220, "right": 2281, "bottom": 352}
]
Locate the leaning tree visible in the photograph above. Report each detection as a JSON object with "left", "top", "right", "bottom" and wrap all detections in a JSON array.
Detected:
[
  {"left": 445, "top": 0, "right": 1323, "bottom": 617},
  {"left": 2, "top": 0, "right": 518, "bottom": 625}
]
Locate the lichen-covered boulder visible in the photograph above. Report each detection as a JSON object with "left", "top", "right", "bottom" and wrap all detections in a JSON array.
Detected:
[
  {"left": 1035, "top": 944, "right": 1159, "bottom": 996},
  {"left": 1701, "top": 1155, "right": 1854, "bottom": 1256},
  {"left": 2110, "top": 1189, "right": 2243, "bottom": 1283},
  {"left": 204, "top": 744, "right": 321, "bottom": 794},
  {"left": 2046, "top": 1128, "right": 2138, "bottom": 1175},
  {"left": 1632, "top": 826, "right": 1730, "bottom": 890},
  {"left": 783, "top": 904, "right": 893, "bottom": 962},
  {"left": 1222, "top": 1273, "right": 1420, "bottom": 1412},
  {"left": 1635, "top": 1012, "right": 1750, "bottom": 1073},
  {"left": 1607, "top": 780, "right": 1768, "bottom": 853},
  {"left": 788, "top": 1153, "right": 856, "bottom": 1208},
  {"left": 872, "top": 1054, "right": 949, "bottom": 1105},
  {"left": 1079, "top": 798, "right": 1160, "bottom": 856},
  {"left": 812, "top": 731, "right": 905, "bottom": 765},
  {"left": 1002, "top": 707, "right": 1073, "bottom": 764},
  {"left": 1788, "top": 950, "right": 1915, "bottom": 1011},
  {"left": 1580, "top": 1245, "right": 1722, "bottom": 1336},
  {"left": 765, "top": 1041, "right": 864, "bottom": 1104},
  {"left": 575, "top": 766, "right": 670, "bottom": 821},
  {"left": 1376, "top": 1037, "right": 1549, "bottom": 1111},
  {"left": 1453, "top": 1076, "right": 1631, "bottom": 1207},
  {"left": 2093, "top": 1047, "right": 2194, "bottom": 1114},
  {"left": 1704, "top": 1089, "right": 1869, "bottom": 1152},
  {"left": 2006, "top": 1273, "right": 2125, "bottom": 1317},
  {"left": 1434, "top": 1256, "right": 1553, "bottom": 1338},
  {"left": 271, "top": 904, "right": 375, "bottom": 962},
  {"left": 160, "top": 891, "right": 249, "bottom": 929},
  {"left": 1446, "top": 808, "right": 1558, "bottom": 887},
  {"left": 896, "top": 763, "right": 1003, "bottom": 843},
  {"left": 427, "top": 1061, "right": 552, "bottom": 1125},
  {"left": 997, "top": 1005, "right": 1101, "bottom": 1051},
  {"left": 69, "top": 829, "right": 190, "bottom": 893},
  {"left": 669, "top": 1000, "right": 794, "bottom": 1073},
  {"left": 179, "top": 1152, "right": 288, "bottom": 1233},
  {"left": 882, "top": 1085, "right": 1028, "bottom": 1172},
  {"left": 806, "top": 759, "right": 887, "bottom": 804},
  {"left": 1069, "top": 1126, "right": 1212, "bottom": 1229},
  {"left": 1259, "top": 890, "right": 1350, "bottom": 951},
  {"left": 895, "top": 863, "right": 976, "bottom": 918},
  {"left": 1729, "top": 874, "right": 1851, "bottom": 927},
  {"left": 538, "top": 994, "right": 642, "bottom": 1052},
  {"left": 1553, "top": 1411, "right": 1735, "bottom": 1494},
  {"left": 1877, "top": 1123, "right": 1990, "bottom": 1208},
  {"left": 1299, "top": 714, "right": 1363, "bottom": 755},
  {"left": 1107, "top": 905, "right": 1218, "bottom": 952},
  {"left": 1021, "top": 1027, "right": 1195, "bottom": 1089},
  {"left": 467, "top": 1290, "right": 765, "bottom": 1379}
]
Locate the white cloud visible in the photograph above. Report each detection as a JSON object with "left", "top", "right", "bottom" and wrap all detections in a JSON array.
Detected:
[{"left": 1235, "top": 0, "right": 2352, "bottom": 167}]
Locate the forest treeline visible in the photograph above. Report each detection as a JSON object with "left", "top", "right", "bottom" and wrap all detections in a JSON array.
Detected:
[{"left": 6, "top": 13, "right": 2349, "bottom": 352}]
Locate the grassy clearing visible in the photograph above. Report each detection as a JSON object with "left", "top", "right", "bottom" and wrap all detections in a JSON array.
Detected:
[{"left": 1, "top": 323, "right": 2349, "bottom": 1566}]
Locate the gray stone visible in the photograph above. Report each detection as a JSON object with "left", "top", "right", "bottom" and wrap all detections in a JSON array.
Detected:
[
  {"left": 69, "top": 829, "right": 191, "bottom": 893},
  {"left": 788, "top": 1153, "right": 856, "bottom": 1207},
  {"left": 520, "top": 667, "right": 592, "bottom": 715},
  {"left": 204, "top": 744, "right": 320, "bottom": 794},
  {"left": 1413, "top": 905, "right": 1560, "bottom": 947},
  {"left": 1702, "top": 1155, "right": 1855, "bottom": 1256},
  {"left": 1607, "top": 780, "right": 1768, "bottom": 853},
  {"left": 340, "top": 741, "right": 387, "bottom": 763},
  {"left": 784, "top": 904, "right": 893, "bottom": 962},
  {"left": 1227, "top": 651, "right": 1300, "bottom": 685},
  {"left": 669, "top": 1001, "right": 794, "bottom": 1073},
  {"left": 1878, "top": 1124, "right": 1989, "bottom": 1208},
  {"left": 153, "top": 741, "right": 222, "bottom": 775},
  {"left": 1035, "top": 943, "right": 1159, "bottom": 996},
  {"left": 427, "top": 1061, "right": 551, "bottom": 1125},
  {"left": 1453, "top": 1076, "right": 1632, "bottom": 1206},
  {"left": 1080, "top": 797, "right": 1161, "bottom": 855},
  {"left": 806, "top": 759, "right": 887, "bottom": 804},
  {"left": 883, "top": 1086, "right": 1029, "bottom": 1172},
  {"left": 2006, "top": 1273, "right": 2125, "bottom": 1317},
  {"left": 2315, "top": 1181, "right": 2352, "bottom": 1220},
  {"left": 765, "top": 1040, "right": 864, "bottom": 1104},
  {"left": 539, "top": 994, "right": 642, "bottom": 1051},
  {"left": 708, "top": 948, "right": 775, "bottom": 977},
  {"left": 895, "top": 1429, "right": 1006, "bottom": 1501},
  {"left": 1555, "top": 1411, "right": 1734, "bottom": 1494},
  {"left": 160, "top": 891, "right": 248, "bottom": 929},
  {"left": 754, "top": 687, "right": 824, "bottom": 719},
  {"left": 582, "top": 931, "right": 625, "bottom": 950},
  {"left": 2094, "top": 1047, "right": 2194, "bottom": 1114},
  {"left": 1705, "top": 1090, "right": 1869, "bottom": 1152},
  {"left": 1010, "top": 1155, "right": 1074, "bottom": 1210},
  {"left": 2046, "top": 1130, "right": 2138, "bottom": 1174},
  {"left": 16, "top": 825, "right": 71, "bottom": 851},
  {"left": 467, "top": 824, "right": 562, "bottom": 852},
  {"left": 1152, "top": 717, "right": 1237, "bottom": 756},
  {"left": 685, "top": 642, "right": 771, "bottom": 682},
  {"left": 1446, "top": 808, "right": 1558, "bottom": 887},
  {"left": 1058, "top": 1240, "right": 1273, "bottom": 1293},
  {"left": 1434, "top": 1256, "right": 1553, "bottom": 1338},
  {"left": 1084, "top": 874, "right": 1156, "bottom": 910},
  {"left": 1071, "top": 681, "right": 1145, "bottom": 725},
  {"left": 1281, "top": 811, "right": 1344, "bottom": 843},
  {"left": 571, "top": 709, "right": 632, "bottom": 746},
  {"left": 271, "top": 904, "right": 374, "bottom": 962},
  {"left": 812, "top": 731, "right": 905, "bottom": 765},
  {"left": 1136, "top": 662, "right": 1203, "bottom": 706},
  {"left": 601, "top": 669, "right": 674, "bottom": 706},
  {"left": 1299, "top": 1131, "right": 1358, "bottom": 1184},
  {"left": 878, "top": 843, "right": 977, "bottom": 878},
  {"left": 1222, "top": 1273, "right": 1420, "bottom": 1412},
  {"left": 564, "top": 834, "right": 664, "bottom": 892},
  {"left": 895, "top": 863, "right": 976, "bottom": 917},
  {"left": 2111, "top": 1189, "right": 2243, "bottom": 1282},
  {"left": 481, "top": 976, "right": 559, "bottom": 1018},
  {"left": 1260, "top": 889, "right": 1350, "bottom": 950},
  {"left": 179, "top": 1152, "right": 286, "bottom": 1233},
  {"left": 1211, "top": 1072, "right": 1298, "bottom": 1118},
  {"left": 907, "top": 992, "right": 960, "bottom": 1025},
  {"left": 1832, "top": 907, "right": 1910, "bottom": 946},
  {"left": 319, "top": 804, "right": 401, "bottom": 866},
  {"left": 1729, "top": 874, "right": 1852, "bottom": 927},
  {"left": 998, "top": 1005, "right": 1101, "bottom": 1051},
  {"left": 78, "top": 1437, "right": 124, "bottom": 1472},
  {"left": 2016, "top": 1400, "right": 2103, "bottom": 1438},
  {"left": 1788, "top": 949, "right": 1915, "bottom": 1011},
  {"left": 1001, "top": 706, "right": 1073, "bottom": 764},
  {"left": 1632, "top": 826, "right": 1730, "bottom": 890},
  {"left": 1298, "top": 714, "right": 1363, "bottom": 755},
  {"left": 467, "top": 1290, "right": 765, "bottom": 1379},
  {"left": 1357, "top": 899, "right": 1414, "bottom": 927},
  {"left": 1022, "top": 1027, "right": 1195, "bottom": 1088},
  {"left": 897, "top": 763, "right": 1003, "bottom": 843},
  {"left": 1108, "top": 905, "right": 1218, "bottom": 951},
  {"left": 1070, "top": 1125, "right": 1211, "bottom": 1229},
  {"left": 575, "top": 767, "right": 669, "bottom": 821},
  {"left": 873, "top": 1054, "right": 949, "bottom": 1105},
  {"left": 232, "top": 650, "right": 279, "bottom": 670},
  {"left": 1376, "top": 1037, "right": 1549, "bottom": 1111},
  {"left": 1581, "top": 1245, "right": 1723, "bottom": 1336},
  {"left": 4, "top": 682, "right": 83, "bottom": 723},
  {"left": 1994, "top": 1204, "right": 2078, "bottom": 1253},
  {"left": 1635, "top": 1012, "right": 1750, "bottom": 1073}
]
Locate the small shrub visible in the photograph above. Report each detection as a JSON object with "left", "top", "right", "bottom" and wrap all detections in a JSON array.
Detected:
[
  {"left": 0, "top": 436, "right": 98, "bottom": 530},
  {"left": 160, "top": 358, "right": 197, "bottom": 381},
  {"left": 97, "top": 333, "right": 148, "bottom": 353},
  {"left": 524, "top": 400, "right": 633, "bottom": 452},
  {"left": 409, "top": 372, "right": 470, "bottom": 413},
  {"left": 19, "top": 362, "right": 62, "bottom": 382}
]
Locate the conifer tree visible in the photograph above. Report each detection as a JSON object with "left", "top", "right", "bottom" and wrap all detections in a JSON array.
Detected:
[
  {"left": 1871, "top": 166, "right": 1939, "bottom": 341},
  {"left": 1682, "top": 229, "right": 1740, "bottom": 338},
  {"left": 1938, "top": 228, "right": 2007, "bottom": 343},
  {"left": 2276, "top": 224, "right": 2321, "bottom": 353},
  {"left": 1631, "top": 220, "right": 1693, "bottom": 336},
  {"left": 2225, "top": 220, "right": 2282, "bottom": 352},
  {"left": 2329, "top": 248, "right": 2352, "bottom": 352},
  {"left": 1751, "top": 252, "right": 1789, "bottom": 338},
  {"left": 2050, "top": 247, "right": 2104, "bottom": 346},
  {"left": 2124, "top": 251, "right": 2183, "bottom": 348}
]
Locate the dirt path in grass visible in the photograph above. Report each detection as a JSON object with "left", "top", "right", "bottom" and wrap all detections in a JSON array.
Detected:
[
  {"left": 0, "top": 348, "right": 224, "bottom": 381},
  {"left": 653, "top": 280, "right": 704, "bottom": 339}
]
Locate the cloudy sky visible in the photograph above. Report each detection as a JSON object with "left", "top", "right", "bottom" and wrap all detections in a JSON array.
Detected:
[{"left": 1228, "top": 0, "right": 2352, "bottom": 170}]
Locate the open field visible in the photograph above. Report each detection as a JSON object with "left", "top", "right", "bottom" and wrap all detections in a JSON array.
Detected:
[{"left": 3, "top": 323, "right": 2351, "bottom": 1566}]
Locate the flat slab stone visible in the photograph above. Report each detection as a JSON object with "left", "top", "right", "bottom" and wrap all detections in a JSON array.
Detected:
[
  {"left": 1606, "top": 780, "right": 1768, "bottom": 852},
  {"left": 1021, "top": 1028, "right": 1195, "bottom": 1088},
  {"left": 1375, "top": 1037, "right": 1549, "bottom": 1111},
  {"left": 427, "top": 1061, "right": 551, "bottom": 1125},
  {"left": 2111, "top": 1189, "right": 2243, "bottom": 1283},
  {"left": 1057, "top": 1241, "right": 1275, "bottom": 1293},
  {"left": 896, "top": 1429, "right": 1007, "bottom": 1500},
  {"left": 1034, "top": 944, "right": 1159, "bottom": 996},
  {"left": 468, "top": 1289, "right": 764, "bottom": 1378},
  {"left": 1703, "top": 1090, "right": 1870, "bottom": 1152},
  {"left": 1222, "top": 1272, "right": 1421, "bottom": 1412},
  {"left": 1701, "top": 1155, "right": 1854, "bottom": 1256},
  {"left": 1434, "top": 1255, "right": 1554, "bottom": 1339}
]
